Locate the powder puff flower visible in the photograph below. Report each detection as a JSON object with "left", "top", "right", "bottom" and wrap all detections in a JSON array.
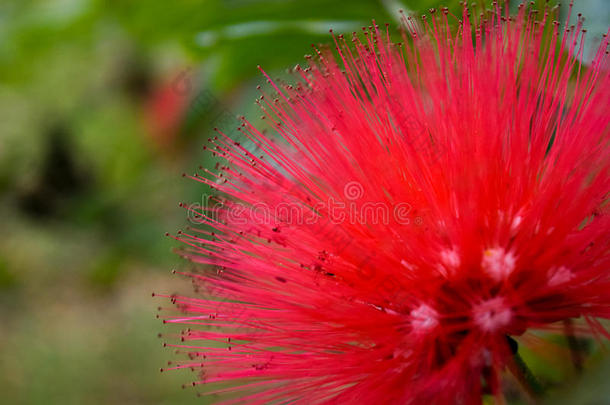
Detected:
[{"left": 157, "top": 3, "right": 609, "bottom": 404}]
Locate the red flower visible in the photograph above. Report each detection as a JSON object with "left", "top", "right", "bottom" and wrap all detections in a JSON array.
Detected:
[
  {"left": 158, "top": 3, "right": 609, "bottom": 404},
  {"left": 143, "top": 73, "right": 189, "bottom": 150}
]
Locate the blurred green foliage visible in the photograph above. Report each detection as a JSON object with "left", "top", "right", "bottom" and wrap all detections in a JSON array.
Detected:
[{"left": 0, "top": 0, "right": 608, "bottom": 404}]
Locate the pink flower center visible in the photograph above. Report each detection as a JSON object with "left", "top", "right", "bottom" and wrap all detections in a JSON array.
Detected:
[
  {"left": 472, "top": 297, "right": 512, "bottom": 332},
  {"left": 410, "top": 304, "right": 439, "bottom": 332},
  {"left": 482, "top": 248, "right": 516, "bottom": 281}
]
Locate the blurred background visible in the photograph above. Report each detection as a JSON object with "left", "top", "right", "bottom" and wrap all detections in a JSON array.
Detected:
[{"left": 0, "top": 1, "right": 608, "bottom": 404}]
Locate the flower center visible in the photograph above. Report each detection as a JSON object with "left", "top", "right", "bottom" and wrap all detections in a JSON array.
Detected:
[
  {"left": 438, "top": 248, "right": 461, "bottom": 277},
  {"left": 472, "top": 297, "right": 512, "bottom": 332},
  {"left": 482, "top": 247, "right": 516, "bottom": 281},
  {"left": 410, "top": 304, "right": 439, "bottom": 332}
]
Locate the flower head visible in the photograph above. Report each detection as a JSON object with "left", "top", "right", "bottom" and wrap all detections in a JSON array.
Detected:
[{"left": 158, "top": 3, "right": 610, "bottom": 404}]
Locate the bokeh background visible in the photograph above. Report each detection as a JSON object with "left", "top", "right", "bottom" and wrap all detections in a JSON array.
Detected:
[{"left": 0, "top": 1, "right": 608, "bottom": 404}]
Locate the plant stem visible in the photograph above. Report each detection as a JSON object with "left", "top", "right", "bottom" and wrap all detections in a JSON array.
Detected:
[
  {"left": 563, "top": 319, "right": 584, "bottom": 373},
  {"left": 507, "top": 349, "right": 544, "bottom": 402}
]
